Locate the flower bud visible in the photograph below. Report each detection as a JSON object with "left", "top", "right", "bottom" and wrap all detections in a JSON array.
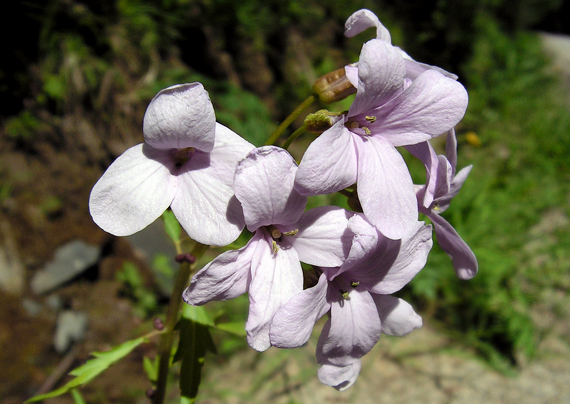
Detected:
[
  {"left": 312, "top": 67, "right": 357, "bottom": 104},
  {"left": 304, "top": 110, "right": 344, "bottom": 134}
]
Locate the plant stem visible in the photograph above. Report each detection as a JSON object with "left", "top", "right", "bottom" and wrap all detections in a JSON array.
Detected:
[
  {"left": 152, "top": 242, "right": 208, "bottom": 404},
  {"left": 265, "top": 95, "right": 315, "bottom": 146},
  {"left": 282, "top": 125, "right": 307, "bottom": 150}
]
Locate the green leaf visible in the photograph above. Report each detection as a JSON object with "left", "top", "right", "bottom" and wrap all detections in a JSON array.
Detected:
[
  {"left": 143, "top": 356, "right": 158, "bottom": 383},
  {"left": 182, "top": 303, "right": 215, "bottom": 327},
  {"left": 71, "top": 389, "right": 87, "bottom": 404},
  {"left": 163, "top": 209, "right": 181, "bottom": 243},
  {"left": 26, "top": 337, "right": 148, "bottom": 402},
  {"left": 174, "top": 318, "right": 217, "bottom": 402},
  {"left": 214, "top": 321, "right": 247, "bottom": 337}
]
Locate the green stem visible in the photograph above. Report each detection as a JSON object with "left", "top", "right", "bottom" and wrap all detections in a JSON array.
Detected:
[
  {"left": 152, "top": 242, "right": 208, "bottom": 404},
  {"left": 282, "top": 125, "right": 307, "bottom": 150},
  {"left": 265, "top": 95, "right": 315, "bottom": 146}
]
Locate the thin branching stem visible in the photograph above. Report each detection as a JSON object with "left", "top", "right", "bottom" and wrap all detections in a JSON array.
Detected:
[
  {"left": 265, "top": 95, "right": 316, "bottom": 146},
  {"left": 282, "top": 125, "right": 307, "bottom": 150},
  {"left": 152, "top": 242, "right": 208, "bottom": 404}
]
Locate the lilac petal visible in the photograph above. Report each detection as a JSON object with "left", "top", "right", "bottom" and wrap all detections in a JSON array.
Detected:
[
  {"left": 143, "top": 83, "right": 216, "bottom": 152},
  {"left": 433, "top": 155, "right": 453, "bottom": 201},
  {"left": 270, "top": 273, "right": 330, "bottom": 348},
  {"left": 334, "top": 213, "right": 379, "bottom": 277},
  {"left": 372, "top": 295, "right": 422, "bottom": 336},
  {"left": 317, "top": 361, "right": 362, "bottom": 391},
  {"left": 344, "top": 9, "right": 391, "bottom": 42},
  {"left": 284, "top": 206, "right": 353, "bottom": 267},
  {"left": 246, "top": 232, "right": 304, "bottom": 351},
  {"left": 370, "top": 70, "right": 468, "bottom": 146},
  {"left": 234, "top": 146, "right": 306, "bottom": 232},
  {"left": 355, "top": 135, "right": 418, "bottom": 240},
  {"left": 295, "top": 121, "right": 358, "bottom": 196},
  {"left": 403, "top": 58, "right": 458, "bottom": 81},
  {"left": 89, "top": 143, "right": 176, "bottom": 236},
  {"left": 316, "top": 284, "right": 381, "bottom": 366},
  {"left": 368, "top": 221, "right": 433, "bottom": 294},
  {"left": 348, "top": 39, "right": 406, "bottom": 117},
  {"left": 428, "top": 213, "right": 478, "bottom": 280},
  {"left": 445, "top": 129, "right": 458, "bottom": 174},
  {"left": 406, "top": 141, "right": 439, "bottom": 208},
  {"left": 182, "top": 233, "right": 261, "bottom": 305},
  {"left": 437, "top": 165, "right": 473, "bottom": 212}
]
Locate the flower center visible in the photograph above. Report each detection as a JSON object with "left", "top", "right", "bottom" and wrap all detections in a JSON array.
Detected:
[
  {"left": 267, "top": 225, "right": 298, "bottom": 254},
  {"left": 345, "top": 120, "right": 372, "bottom": 135},
  {"left": 174, "top": 147, "right": 195, "bottom": 168}
]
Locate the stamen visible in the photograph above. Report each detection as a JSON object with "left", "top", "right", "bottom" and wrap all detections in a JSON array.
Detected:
[
  {"left": 283, "top": 229, "right": 298, "bottom": 236},
  {"left": 432, "top": 202, "right": 441, "bottom": 211},
  {"left": 272, "top": 240, "right": 279, "bottom": 254},
  {"left": 362, "top": 126, "right": 371, "bottom": 135},
  {"left": 340, "top": 289, "right": 350, "bottom": 300},
  {"left": 365, "top": 116, "right": 376, "bottom": 123},
  {"left": 350, "top": 281, "right": 360, "bottom": 288}
]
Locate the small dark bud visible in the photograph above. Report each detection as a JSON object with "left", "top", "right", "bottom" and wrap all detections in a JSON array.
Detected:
[
  {"left": 146, "top": 388, "right": 155, "bottom": 399},
  {"left": 153, "top": 318, "right": 164, "bottom": 331},
  {"left": 313, "top": 67, "right": 357, "bottom": 104},
  {"left": 175, "top": 253, "right": 196, "bottom": 264}
]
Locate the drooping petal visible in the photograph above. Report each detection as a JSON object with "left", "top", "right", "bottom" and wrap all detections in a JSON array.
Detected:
[
  {"left": 348, "top": 39, "right": 406, "bottom": 117},
  {"left": 372, "top": 295, "right": 423, "bottom": 336},
  {"left": 445, "top": 129, "right": 458, "bottom": 175},
  {"left": 182, "top": 233, "right": 261, "bottom": 305},
  {"left": 344, "top": 9, "right": 391, "bottom": 42},
  {"left": 270, "top": 272, "right": 330, "bottom": 348},
  {"left": 428, "top": 212, "right": 478, "bottom": 280},
  {"left": 317, "top": 361, "right": 362, "bottom": 391},
  {"left": 283, "top": 206, "right": 353, "bottom": 267},
  {"left": 367, "top": 221, "right": 432, "bottom": 294},
  {"left": 369, "top": 70, "right": 468, "bottom": 146},
  {"left": 234, "top": 146, "right": 306, "bottom": 232},
  {"left": 295, "top": 121, "right": 358, "bottom": 196},
  {"left": 436, "top": 165, "right": 473, "bottom": 212},
  {"left": 406, "top": 140, "right": 440, "bottom": 208},
  {"left": 246, "top": 231, "right": 304, "bottom": 351},
  {"left": 143, "top": 83, "right": 216, "bottom": 152},
  {"left": 316, "top": 281, "right": 381, "bottom": 367},
  {"left": 89, "top": 143, "right": 177, "bottom": 236},
  {"left": 355, "top": 135, "right": 418, "bottom": 240}
]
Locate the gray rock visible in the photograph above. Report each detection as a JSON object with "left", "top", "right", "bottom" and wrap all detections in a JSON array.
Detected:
[
  {"left": 31, "top": 240, "right": 100, "bottom": 294},
  {"left": 54, "top": 310, "right": 88, "bottom": 353}
]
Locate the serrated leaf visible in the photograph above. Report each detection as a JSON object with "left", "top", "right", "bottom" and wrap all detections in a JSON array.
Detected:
[
  {"left": 182, "top": 303, "right": 215, "bottom": 327},
  {"left": 163, "top": 209, "right": 181, "bottom": 243},
  {"left": 174, "top": 318, "right": 217, "bottom": 401},
  {"left": 26, "top": 337, "right": 148, "bottom": 402},
  {"left": 214, "top": 321, "right": 247, "bottom": 337}
]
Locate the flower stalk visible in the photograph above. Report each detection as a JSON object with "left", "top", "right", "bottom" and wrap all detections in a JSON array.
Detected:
[{"left": 265, "top": 95, "right": 315, "bottom": 146}]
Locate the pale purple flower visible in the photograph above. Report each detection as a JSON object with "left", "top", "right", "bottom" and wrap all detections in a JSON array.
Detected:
[
  {"left": 345, "top": 8, "right": 458, "bottom": 80},
  {"left": 89, "top": 83, "right": 254, "bottom": 246},
  {"left": 183, "top": 146, "right": 354, "bottom": 351},
  {"left": 270, "top": 214, "right": 432, "bottom": 390},
  {"left": 407, "top": 130, "right": 478, "bottom": 279},
  {"left": 295, "top": 38, "right": 468, "bottom": 240}
]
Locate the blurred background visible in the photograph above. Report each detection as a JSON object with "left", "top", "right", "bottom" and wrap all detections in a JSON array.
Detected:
[{"left": 1, "top": 0, "right": 570, "bottom": 403}]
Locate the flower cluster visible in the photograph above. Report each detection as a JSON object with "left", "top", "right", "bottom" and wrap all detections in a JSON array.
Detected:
[{"left": 89, "top": 9, "right": 477, "bottom": 391}]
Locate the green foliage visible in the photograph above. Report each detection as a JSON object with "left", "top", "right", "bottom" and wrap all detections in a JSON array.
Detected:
[
  {"left": 26, "top": 337, "right": 148, "bottom": 402},
  {"left": 163, "top": 209, "right": 181, "bottom": 244},
  {"left": 116, "top": 261, "right": 159, "bottom": 318}
]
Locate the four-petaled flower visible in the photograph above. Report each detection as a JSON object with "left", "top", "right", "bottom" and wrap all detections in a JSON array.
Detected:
[
  {"left": 89, "top": 83, "right": 254, "bottom": 246},
  {"left": 270, "top": 214, "right": 432, "bottom": 390},
  {"left": 294, "top": 37, "right": 468, "bottom": 240},
  {"left": 183, "top": 146, "right": 354, "bottom": 351}
]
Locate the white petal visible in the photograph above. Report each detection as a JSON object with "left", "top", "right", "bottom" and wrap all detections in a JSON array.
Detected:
[
  {"left": 270, "top": 272, "right": 330, "bottom": 348},
  {"left": 143, "top": 83, "right": 216, "bottom": 151},
  {"left": 355, "top": 135, "right": 418, "bottom": 240},
  {"left": 234, "top": 146, "right": 306, "bottom": 231},
  {"left": 295, "top": 121, "right": 358, "bottom": 196},
  {"left": 372, "top": 295, "right": 423, "bottom": 336},
  {"left": 89, "top": 144, "right": 176, "bottom": 236},
  {"left": 246, "top": 233, "right": 304, "bottom": 351},
  {"left": 285, "top": 206, "right": 354, "bottom": 267},
  {"left": 345, "top": 9, "right": 391, "bottom": 42},
  {"left": 317, "top": 361, "right": 362, "bottom": 391}
]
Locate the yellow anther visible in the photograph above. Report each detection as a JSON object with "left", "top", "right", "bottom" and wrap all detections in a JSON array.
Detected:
[
  {"left": 365, "top": 116, "right": 376, "bottom": 123},
  {"left": 340, "top": 290, "right": 350, "bottom": 300},
  {"left": 432, "top": 203, "right": 441, "bottom": 212},
  {"left": 350, "top": 281, "right": 360, "bottom": 288},
  {"left": 363, "top": 126, "right": 372, "bottom": 135},
  {"left": 283, "top": 229, "right": 298, "bottom": 236},
  {"left": 272, "top": 240, "right": 279, "bottom": 254}
]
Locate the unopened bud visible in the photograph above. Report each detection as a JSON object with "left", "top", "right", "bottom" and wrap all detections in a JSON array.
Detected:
[
  {"left": 146, "top": 388, "right": 155, "bottom": 399},
  {"left": 313, "top": 67, "right": 356, "bottom": 104},
  {"left": 304, "top": 110, "right": 344, "bottom": 134},
  {"left": 175, "top": 253, "right": 196, "bottom": 264},
  {"left": 153, "top": 318, "right": 164, "bottom": 331}
]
